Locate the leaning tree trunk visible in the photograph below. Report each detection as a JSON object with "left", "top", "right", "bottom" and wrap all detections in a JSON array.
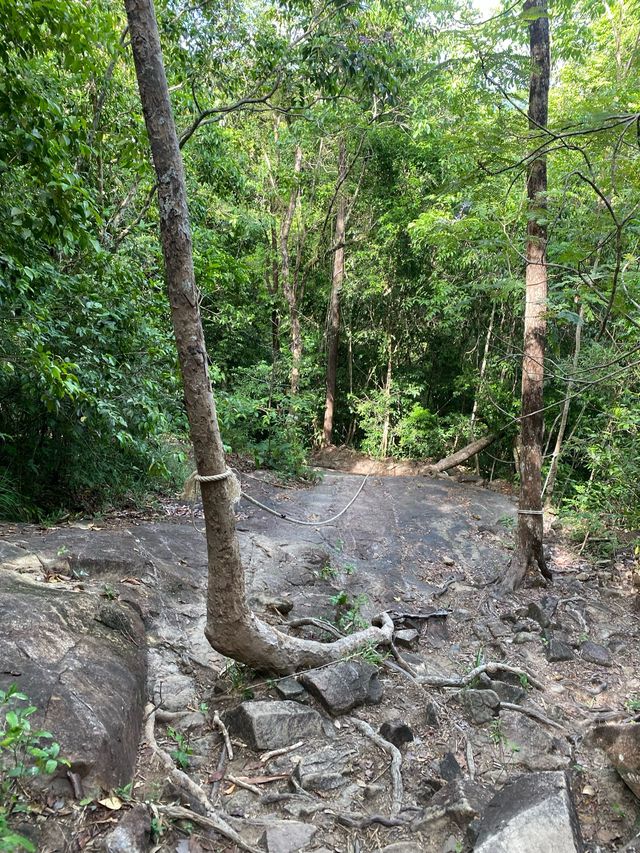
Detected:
[
  {"left": 503, "top": 0, "right": 552, "bottom": 592},
  {"left": 124, "top": 0, "right": 393, "bottom": 673},
  {"left": 322, "top": 139, "right": 347, "bottom": 446},
  {"left": 429, "top": 432, "right": 499, "bottom": 474}
]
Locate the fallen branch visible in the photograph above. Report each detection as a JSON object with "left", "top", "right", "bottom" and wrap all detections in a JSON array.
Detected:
[
  {"left": 428, "top": 433, "right": 498, "bottom": 474},
  {"left": 348, "top": 717, "right": 403, "bottom": 815},
  {"left": 260, "top": 740, "right": 304, "bottom": 763},
  {"left": 501, "top": 701, "right": 568, "bottom": 732},
  {"left": 226, "top": 775, "right": 262, "bottom": 795},
  {"left": 213, "top": 710, "right": 233, "bottom": 760},
  {"left": 417, "top": 662, "right": 543, "bottom": 691},
  {"left": 157, "top": 805, "right": 261, "bottom": 853},
  {"left": 143, "top": 704, "right": 259, "bottom": 853}
]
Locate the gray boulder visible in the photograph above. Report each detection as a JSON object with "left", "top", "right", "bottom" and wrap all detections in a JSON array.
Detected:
[
  {"left": 592, "top": 722, "right": 640, "bottom": 799},
  {"left": 581, "top": 640, "right": 612, "bottom": 667},
  {"left": 462, "top": 689, "right": 500, "bottom": 725},
  {"left": 300, "top": 660, "right": 383, "bottom": 714},
  {"left": 102, "top": 805, "right": 151, "bottom": 853},
  {"left": 0, "top": 569, "right": 147, "bottom": 794},
  {"left": 259, "top": 820, "right": 317, "bottom": 852},
  {"left": 473, "top": 771, "right": 582, "bottom": 852},
  {"left": 224, "top": 701, "right": 323, "bottom": 750}
]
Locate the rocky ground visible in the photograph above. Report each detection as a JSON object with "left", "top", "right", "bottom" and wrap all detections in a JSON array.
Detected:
[{"left": 1, "top": 467, "right": 640, "bottom": 852}]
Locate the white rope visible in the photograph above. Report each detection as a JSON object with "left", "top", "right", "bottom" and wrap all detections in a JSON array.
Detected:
[
  {"left": 517, "top": 509, "right": 544, "bottom": 515},
  {"left": 239, "top": 474, "right": 369, "bottom": 527}
]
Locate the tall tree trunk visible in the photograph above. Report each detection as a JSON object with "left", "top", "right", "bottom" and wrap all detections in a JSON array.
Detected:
[
  {"left": 543, "top": 302, "right": 584, "bottom": 504},
  {"left": 125, "top": 0, "right": 392, "bottom": 672},
  {"left": 503, "top": 0, "right": 551, "bottom": 592},
  {"left": 322, "top": 139, "right": 347, "bottom": 446},
  {"left": 280, "top": 145, "right": 303, "bottom": 395},
  {"left": 269, "top": 222, "right": 280, "bottom": 359}
]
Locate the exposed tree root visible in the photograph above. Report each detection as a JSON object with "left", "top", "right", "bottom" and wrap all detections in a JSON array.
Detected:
[
  {"left": 416, "top": 661, "right": 543, "bottom": 691},
  {"left": 143, "top": 704, "right": 259, "bottom": 853},
  {"left": 206, "top": 611, "right": 395, "bottom": 675},
  {"left": 348, "top": 717, "right": 403, "bottom": 815},
  {"left": 287, "top": 616, "right": 345, "bottom": 639},
  {"left": 501, "top": 701, "right": 568, "bottom": 732}
]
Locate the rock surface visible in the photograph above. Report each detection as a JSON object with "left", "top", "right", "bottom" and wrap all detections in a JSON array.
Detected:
[
  {"left": 473, "top": 771, "right": 583, "bottom": 853},
  {"left": 259, "top": 820, "right": 317, "bottom": 852},
  {"left": 580, "top": 640, "right": 612, "bottom": 667},
  {"left": 592, "top": 722, "right": 640, "bottom": 798},
  {"left": 102, "top": 805, "right": 151, "bottom": 853},
  {"left": 300, "top": 661, "right": 383, "bottom": 714},
  {"left": 380, "top": 719, "right": 414, "bottom": 750},
  {"left": 224, "top": 700, "right": 323, "bottom": 750},
  {"left": 0, "top": 569, "right": 147, "bottom": 793},
  {"left": 462, "top": 689, "right": 500, "bottom": 724}
]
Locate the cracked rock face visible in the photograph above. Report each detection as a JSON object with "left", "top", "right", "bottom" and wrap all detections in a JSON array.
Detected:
[{"left": 0, "top": 569, "right": 147, "bottom": 794}]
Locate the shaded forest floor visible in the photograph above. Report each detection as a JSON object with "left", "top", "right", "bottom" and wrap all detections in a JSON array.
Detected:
[{"left": 1, "top": 468, "right": 639, "bottom": 851}]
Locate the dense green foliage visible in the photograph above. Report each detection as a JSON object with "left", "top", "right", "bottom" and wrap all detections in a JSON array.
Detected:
[{"left": 1, "top": 0, "right": 639, "bottom": 542}]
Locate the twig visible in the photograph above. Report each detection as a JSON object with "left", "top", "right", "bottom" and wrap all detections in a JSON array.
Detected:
[
  {"left": 501, "top": 702, "right": 568, "bottom": 732},
  {"left": 226, "top": 775, "right": 262, "bottom": 795},
  {"left": 260, "top": 740, "right": 304, "bottom": 763},
  {"left": 335, "top": 812, "right": 410, "bottom": 829},
  {"left": 348, "top": 717, "right": 403, "bottom": 815},
  {"left": 213, "top": 710, "right": 233, "bottom": 760}
]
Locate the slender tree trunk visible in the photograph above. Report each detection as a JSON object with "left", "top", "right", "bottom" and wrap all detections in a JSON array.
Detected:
[
  {"left": 322, "top": 139, "right": 347, "bottom": 445},
  {"left": 470, "top": 302, "right": 496, "bottom": 473},
  {"left": 125, "top": 0, "right": 392, "bottom": 672},
  {"left": 280, "top": 145, "right": 303, "bottom": 395},
  {"left": 269, "top": 223, "right": 280, "bottom": 358},
  {"left": 503, "top": 0, "right": 551, "bottom": 592},
  {"left": 380, "top": 339, "right": 393, "bottom": 457},
  {"left": 543, "top": 302, "right": 584, "bottom": 504}
]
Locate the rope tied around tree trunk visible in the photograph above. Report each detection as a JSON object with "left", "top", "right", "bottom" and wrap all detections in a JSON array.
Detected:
[{"left": 517, "top": 509, "right": 544, "bottom": 515}]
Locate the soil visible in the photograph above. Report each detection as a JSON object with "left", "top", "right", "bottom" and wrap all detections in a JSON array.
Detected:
[{"left": 1, "top": 463, "right": 639, "bottom": 852}]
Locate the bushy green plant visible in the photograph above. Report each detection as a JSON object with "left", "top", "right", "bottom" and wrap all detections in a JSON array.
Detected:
[{"left": 0, "top": 685, "right": 68, "bottom": 852}]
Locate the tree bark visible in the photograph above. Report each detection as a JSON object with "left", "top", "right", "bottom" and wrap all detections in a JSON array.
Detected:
[
  {"left": 503, "top": 0, "right": 551, "bottom": 592},
  {"left": 322, "top": 139, "right": 347, "bottom": 445},
  {"left": 280, "top": 145, "right": 303, "bottom": 395},
  {"left": 125, "top": 0, "right": 393, "bottom": 672},
  {"left": 429, "top": 432, "right": 498, "bottom": 474},
  {"left": 380, "top": 338, "right": 393, "bottom": 457}
]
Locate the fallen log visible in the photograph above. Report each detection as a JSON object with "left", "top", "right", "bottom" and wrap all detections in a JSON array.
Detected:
[{"left": 428, "top": 432, "right": 498, "bottom": 474}]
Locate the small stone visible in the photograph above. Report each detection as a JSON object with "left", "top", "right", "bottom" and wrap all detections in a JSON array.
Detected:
[
  {"left": 487, "top": 620, "right": 511, "bottom": 638},
  {"left": 425, "top": 700, "right": 440, "bottom": 728},
  {"left": 224, "top": 701, "right": 323, "bottom": 750},
  {"left": 395, "top": 628, "right": 419, "bottom": 647},
  {"left": 259, "top": 820, "right": 317, "bottom": 853},
  {"left": 374, "top": 845, "right": 423, "bottom": 853},
  {"left": 293, "top": 745, "right": 354, "bottom": 792},
  {"left": 547, "top": 638, "right": 575, "bottom": 662},
  {"left": 443, "top": 556, "right": 455, "bottom": 566},
  {"left": 380, "top": 719, "right": 414, "bottom": 750},
  {"left": 488, "top": 679, "right": 526, "bottom": 705},
  {"left": 275, "top": 677, "right": 307, "bottom": 702},
  {"left": 513, "top": 631, "right": 538, "bottom": 644},
  {"left": 300, "top": 661, "right": 383, "bottom": 715},
  {"left": 472, "top": 771, "right": 582, "bottom": 853},
  {"left": 527, "top": 596, "right": 559, "bottom": 629},
  {"left": 581, "top": 640, "right": 612, "bottom": 667},
  {"left": 439, "top": 752, "right": 463, "bottom": 782},
  {"left": 103, "top": 805, "right": 150, "bottom": 853},
  {"left": 462, "top": 689, "right": 500, "bottom": 725}
]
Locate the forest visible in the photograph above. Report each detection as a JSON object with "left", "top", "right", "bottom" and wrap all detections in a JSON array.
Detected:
[
  {"left": 2, "top": 0, "right": 639, "bottom": 551},
  {"left": 3, "top": 2, "right": 640, "bottom": 850}
]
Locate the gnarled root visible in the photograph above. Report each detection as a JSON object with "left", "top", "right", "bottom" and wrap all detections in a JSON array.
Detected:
[{"left": 205, "top": 611, "right": 394, "bottom": 675}]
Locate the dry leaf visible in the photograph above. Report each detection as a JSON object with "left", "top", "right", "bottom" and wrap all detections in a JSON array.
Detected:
[{"left": 98, "top": 795, "right": 122, "bottom": 811}]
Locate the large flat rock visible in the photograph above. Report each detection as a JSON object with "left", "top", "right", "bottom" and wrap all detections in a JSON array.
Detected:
[
  {"left": 0, "top": 569, "right": 147, "bottom": 794},
  {"left": 473, "top": 771, "right": 583, "bottom": 853}
]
